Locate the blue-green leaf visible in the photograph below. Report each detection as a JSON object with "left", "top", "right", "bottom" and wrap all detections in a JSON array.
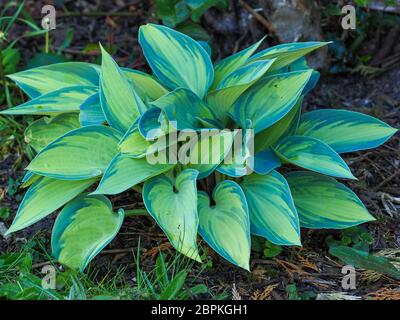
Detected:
[
  {"left": 241, "top": 171, "right": 301, "bottom": 246},
  {"left": 297, "top": 109, "right": 398, "bottom": 153},
  {"left": 139, "top": 23, "right": 213, "bottom": 98},
  {"left": 94, "top": 154, "right": 174, "bottom": 195},
  {"left": 7, "top": 62, "right": 99, "bottom": 98},
  {"left": 6, "top": 177, "right": 97, "bottom": 234},
  {"left": 275, "top": 136, "right": 355, "bottom": 179},
  {"left": 27, "top": 125, "right": 122, "bottom": 180},
  {"left": 52, "top": 194, "right": 124, "bottom": 271},
  {"left": 138, "top": 107, "right": 169, "bottom": 140},
  {"left": 79, "top": 93, "right": 106, "bottom": 126},
  {"left": 143, "top": 169, "right": 201, "bottom": 261},
  {"left": 100, "top": 45, "right": 145, "bottom": 133},
  {"left": 286, "top": 171, "right": 375, "bottom": 228},
  {"left": 0, "top": 86, "right": 97, "bottom": 115},
  {"left": 151, "top": 88, "right": 217, "bottom": 130},
  {"left": 229, "top": 70, "right": 312, "bottom": 133},
  {"left": 198, "top": 180, "right": 250, "bottom": 270}
]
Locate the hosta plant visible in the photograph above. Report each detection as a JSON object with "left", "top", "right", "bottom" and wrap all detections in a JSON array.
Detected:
[{"left": 2, "top": 24, "right": 397, "bottom": 271}]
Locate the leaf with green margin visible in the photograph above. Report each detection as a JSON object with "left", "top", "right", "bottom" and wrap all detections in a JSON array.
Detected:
[
  {"left": 182, "top": 129, "right": 235, "bottom": 179},
  {"left": 51, "top": 194, "right": 124, "bottom": 271},
  {"left": 24, "top": 113, "right": 80, "bottom": 152},
  {"left": 286, "top": 171, "right": 375, "bottom": 228},
  {"left": 297, "top": 109, "right": 398, "bottom": 153},
  {"left": 207, "top": 59, "right": 275, "bottom": 123},
  {"left": 6, "top": 176, "right": 97, "bottom": 234},
  {"left": 100, "top": 45, "right": 145, "bottom": 133},
  {"left": 93, "top": 153, "right": 174, "bottom": 195},
  {"left": 143, "top": 169, "right": 201, "bottom": 261},
  {"left": 276, "top": 136, "right": 355, "bottom": 179},
  {"left": 198, "top": 180, "right": 250, "bottom": 270},
  {"left": 151, "top": 88, "right": 217, "bottom": 131},
  {"left": 241, "top": 171, "right": 301, "bottom": 246},
  {"left": 123, "top": 68, "right": 168, "bottom": 102},
  {"left": 248, "top": 41, "right": 329, "bottom": 72},
  {"left": 210, "top": 37, "right": 265, "bottom": 90},
  {"left": 27, "top": 125, "right": 122, "bottom": 180},
  {"left": 229, "top": 70, "right": 312, "bottom": 133},
  {"left": 79, "top": 93, "right": 106, "bottom": 126},
  {"left": 0, "top": 86, "right": 97, "bottom": 115},
  {"left": 7, "top": 62, "right": 99, "bottom": 98},
  {"left": 139, "top": 23, "right": 213, "bottom": 98},
  {"left": 255, "top": 97, "right": 302, "bottom": 153}
]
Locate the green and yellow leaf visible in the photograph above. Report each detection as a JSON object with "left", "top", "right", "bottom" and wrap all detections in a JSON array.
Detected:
[
  {"left": 241, "top": 171, "right": 301, "bottom": 246},
  {"left": 275, "top": 136, "right": 355, "bottom": 179},
  {"left": 27, "top": 125, "right": 122, "bottom": 180},
  {"left": 297, "top": 109, "right": 398, "bottom": 153},
  {"left": 52, "top": 194, "right": 124, "bottom": 271},
  {"left": 6, "top": 177, "right": 97, "bottom": 234},
  {"left": 198, "top": 180, "right": 250, "bottom": 270},
  {"left": 143, "top": 169, "right": 201, "bottom": 261},
  {"left": 286, "top": 171, "right": 375, "bottom": 228}
]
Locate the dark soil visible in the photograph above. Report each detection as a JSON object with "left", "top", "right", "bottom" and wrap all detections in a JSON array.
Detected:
[{"left": 1, "top": 0, "right": 399, "bottom": 300}]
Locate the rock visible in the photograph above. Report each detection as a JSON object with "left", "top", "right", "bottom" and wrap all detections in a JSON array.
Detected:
[{"left": 255, "top": 0, "right": 329, "bottom": 70}]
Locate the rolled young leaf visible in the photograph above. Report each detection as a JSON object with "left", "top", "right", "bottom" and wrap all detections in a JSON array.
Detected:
[
  {"left": 241, "top": 171, "right": 301, "bottom": 246},
  {"left": 24, "top": 113, "right": 80, "bottom": 152},
  {"left": 27, "top": 125, "right": 122, "bottom": 180},
  {"left": 143, "top": 169, "right": 201, "bottom": 262},
  {"left": 52, "top": 194, "right": 124, "bottom": 271},
  {"left": 286, "top": 171, "right": 375, "bottom": 228},
  {"left": 229, "top": 70, "right": 312, "bottom": 133},
  {"left": 138, "top": 107, "right": 169, "bottom": 141},
  {"left": 0, "top": 86, "right": 97, "bottom": 115},
  {"left": 297, "top": 109, "right": 398, "bottom": 153},
  {"left": 139, "top": 23, "right": 213, "bottom": 98},
  {"left": 100, "top": 45, "right": 145, "bottom": 133},
  {"left": 275, "top": 136, "right": 356, "bottom": 179},
  {"left": 7, "top": 62, "right": 99, "bottom": 98},
  {"left": 6, "top": 176, "right": 97, "bottom": 234},
  {"left": 198, "top": 180, "right": 251, "bottom": 270}
]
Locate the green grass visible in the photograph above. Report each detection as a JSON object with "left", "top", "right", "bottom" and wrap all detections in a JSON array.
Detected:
[{"left": 0, "top": 235, "right": 209, "bottom": 300}]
